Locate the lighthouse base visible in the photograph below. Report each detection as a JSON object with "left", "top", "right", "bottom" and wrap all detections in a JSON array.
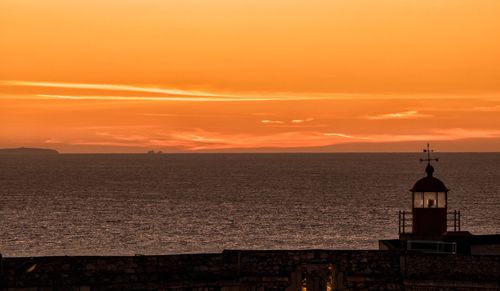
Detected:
[{"left": 380, "top": 232, "right": 500, "bottom": 255}]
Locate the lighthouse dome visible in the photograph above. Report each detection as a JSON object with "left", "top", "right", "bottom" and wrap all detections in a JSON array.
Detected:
[{"left": 410, "top": 164, "right": 449, "bottom": 192}]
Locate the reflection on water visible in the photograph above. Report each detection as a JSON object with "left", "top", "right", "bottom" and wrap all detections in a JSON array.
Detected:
[{"left": 0, "top": 153, "right": 498, "bottom": 256}]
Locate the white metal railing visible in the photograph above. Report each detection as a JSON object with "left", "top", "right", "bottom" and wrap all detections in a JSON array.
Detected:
[{"left": 407, "top": 240, "right": 457, "bottom": 254}]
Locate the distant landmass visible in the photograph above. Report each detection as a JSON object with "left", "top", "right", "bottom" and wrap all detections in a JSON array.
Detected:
[{"left": 0, "top": 147, "right": 59, "bottom": 156}]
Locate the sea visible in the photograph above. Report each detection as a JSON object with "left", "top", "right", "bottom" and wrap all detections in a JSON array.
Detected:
[{"left": 0, "top": 153, "right": 499, "bottom": 257}]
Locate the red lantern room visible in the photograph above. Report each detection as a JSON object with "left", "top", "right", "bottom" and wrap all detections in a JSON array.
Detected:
[
  {"left": 398, "top": 144, "right": 460, "bottom": 238},
  {"left": 410, "top": 163, "right": 449, "bottom": 235}
]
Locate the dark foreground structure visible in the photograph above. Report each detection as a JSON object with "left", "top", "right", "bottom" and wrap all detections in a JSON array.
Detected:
[{"left": 1, "top": 250, "right": 500, "bottom": 290}]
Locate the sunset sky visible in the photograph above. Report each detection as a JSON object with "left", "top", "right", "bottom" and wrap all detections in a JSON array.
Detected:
[{"left": 1, "top": 0, "right": 500, "bottom": 152}]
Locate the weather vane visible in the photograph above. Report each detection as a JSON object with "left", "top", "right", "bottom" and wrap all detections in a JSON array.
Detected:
[{"left": 420, "top": 143, "right": 439, "bottom": 164}]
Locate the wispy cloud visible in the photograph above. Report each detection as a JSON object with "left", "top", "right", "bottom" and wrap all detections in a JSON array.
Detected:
[
  {"left": 96, "top": 132, "right": 148, "bottom": 141},
  {"left": 1, "top": 80, "right": 221, "bottom": 97},
  {"left": 36, "top": 94, "right": 278, "bottom": 102},
  {"left": 0, "top": 80, "right": 357, "bottom": 101},
  {"left": 75, "top": 125, "right": 158, "bottom": 130},
  {"left": 261, "top": 118, "right": 314, "bottom": 125},
  {"left": 473, "top": 105, "right": 500, "bottom": 112},
  {"left": 434, "top": 128, "right": 500, "bottom": 139},
  {"left": 291, "top": 118, "right": 314, "bottom": 123},
  {"left": 44, "top": 138, "right": 62, "bottom": 144},
  {"left": 261, "top": 120, "right": 285, "bottom": 124},
  {"left": 322, "top": 132, "right": 371, "bottom": 140},
  {"left": 60, "top": 130, "right": 359, "bottom": 151},
  {"left": 359, "top": 128, "right": 500, "bottom": 143},
  {"left": 5, "top": 80, "right": 466, "bottom": 102},
  {"left": 47, "top": 127, "right": 500, "bottom": 151},
  {"left": 136, "top": 113, "right": 202, "bottom": 117},
  {"left": 162, "top": 131, "right": 357, "bottom": 150},
  {"left": 4, "top": 80, "right": 498, "bottom": 103},
  {"left": 366, "top": 110, "right": 432, "bottom": 120}
]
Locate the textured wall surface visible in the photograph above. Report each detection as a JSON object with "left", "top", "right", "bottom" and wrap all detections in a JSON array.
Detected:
[{"left": 1, "top": 250, "right": 499, "bottom": 290}]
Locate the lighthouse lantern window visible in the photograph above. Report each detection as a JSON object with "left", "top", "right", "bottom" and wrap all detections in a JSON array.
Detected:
[
  {"left": 413, "top": 192, "right": 424, "bottom": 208},
  {"left": 413, "top": 192, "right": 447, "bottom": 208},
  {"left": 437, "top": 192, "right": 447, "bottom": 208},
  {"left": 424, "top": 192, "right": 437, "bottom": 208}
]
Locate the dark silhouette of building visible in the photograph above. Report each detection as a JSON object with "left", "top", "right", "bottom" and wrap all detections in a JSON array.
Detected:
[{"left": 380, "top": 144, "right": 500, "bottom": 255}]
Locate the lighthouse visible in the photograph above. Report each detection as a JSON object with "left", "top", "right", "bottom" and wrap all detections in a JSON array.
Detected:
[
  {"left": 408, "top": 144, "right": 451, "bottom": 236},
  {"left": 380, "top": 145, "right": 469, "bottom": 254},
  {"left": 397, "top": 144, "right": 460, "bottom": 241},
  {"left": 380, "top": 144, "right": 500, "bottom": 255}
]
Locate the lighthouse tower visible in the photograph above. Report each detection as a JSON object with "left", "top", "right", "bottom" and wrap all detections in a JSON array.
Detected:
[
  {"left": 410, "top": 145, "right": 449, "bottom": 236},
  {"left": 380, "top": 144, "right": 500, "bottom": 254},
  {"left": 397, "top": 144, "right": 460, "bottom": 239}
]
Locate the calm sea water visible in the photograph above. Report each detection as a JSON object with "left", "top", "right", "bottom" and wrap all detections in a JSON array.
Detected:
[{"left": 0, "top": 153, "right": 499, "bottom": 257}]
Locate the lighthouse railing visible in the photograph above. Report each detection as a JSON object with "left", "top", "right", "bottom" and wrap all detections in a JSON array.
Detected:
[
  {"left": 447, "top": 210, "right": 461, "bottom": 232},
  {"left": 398, "top": 210, "right": 461, "bottom": 234},
  {"left": 398, "top": 210, "right": 413, "bottom": 234}
]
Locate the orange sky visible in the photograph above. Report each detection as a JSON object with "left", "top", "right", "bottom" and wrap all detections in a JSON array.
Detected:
[{"left": 1, "top": 0, "right": 500, "bottom": 152}]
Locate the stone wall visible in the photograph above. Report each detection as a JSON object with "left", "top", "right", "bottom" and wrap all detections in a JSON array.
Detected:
[
  {"left": 472, "top": 244, "right": 500, "bottom": 256},
  {"left": 401, "top": 254, "right": 500, "bottom": 290},
  {"left": 1, "top": 250, "right": 499, "bottom": 291}
]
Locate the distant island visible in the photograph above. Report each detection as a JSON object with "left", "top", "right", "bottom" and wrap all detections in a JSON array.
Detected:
[{"left": 0, "top": 147, "right": 59, "bottom": 156}]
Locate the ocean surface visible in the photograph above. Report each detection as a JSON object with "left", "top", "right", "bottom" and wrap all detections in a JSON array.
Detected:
[{"left": 0, "top": 153, "right": 499, "bottom": 257}]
